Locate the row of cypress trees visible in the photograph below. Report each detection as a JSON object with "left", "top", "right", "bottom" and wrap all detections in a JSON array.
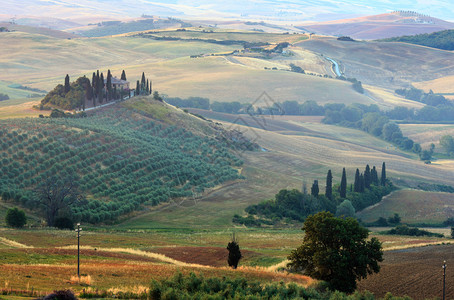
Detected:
[{"left": 311, "top": 162, "right": 387, "bottom": 199}]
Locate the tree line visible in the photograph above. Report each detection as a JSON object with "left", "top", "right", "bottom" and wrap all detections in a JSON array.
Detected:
[
  {"left": 233, "top": 163, "right": 394, "bottom": 226},
  {"left": 381, "top": 29, "right": 454, "bottom": 51}
]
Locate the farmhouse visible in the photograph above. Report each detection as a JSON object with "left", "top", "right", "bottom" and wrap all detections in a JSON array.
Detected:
[{"left": 104, "top": 77, "right": 129, "bottom": 90}]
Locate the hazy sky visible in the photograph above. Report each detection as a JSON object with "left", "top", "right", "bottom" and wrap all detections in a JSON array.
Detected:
[{"left": 2, "top": 0, "right": 454, "bottom": 23}]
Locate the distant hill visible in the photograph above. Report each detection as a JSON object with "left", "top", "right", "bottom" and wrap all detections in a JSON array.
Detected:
[
  {"left": 298, "top": 11, "right": 454, "bottom": 40},
  {"left": 0, "top": 22, "right": 78, "bottom": 39},
  {"left": 76, "top": 18, "right": 191, "bottom": 37},
  {"left": 381, "top": 29, "right": 454, "bottom": 50}
]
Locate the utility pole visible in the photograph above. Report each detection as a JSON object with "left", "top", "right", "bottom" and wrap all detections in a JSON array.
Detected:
[
  {"left": 443, "top": 260, "right": 447, "bottom": 300},
  {"left": 75, "top": 223, "right": 82, "bottom": 278}
]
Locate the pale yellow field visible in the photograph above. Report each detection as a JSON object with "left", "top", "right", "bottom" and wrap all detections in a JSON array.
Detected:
[
  {"left": 0, "top": 29, "right": 386, "bottom": 107},
  {"left": 400, "top": 123, "right": 454, "bottom": 151},
  {"left": 364, "top": 85, "right": 425, "bottom": 110},
  {"left": 413, "top": 75, "right": 454, "bottom": 94},
  {"left": 0, "top": 98, "right": 48, "bottom": 119}
]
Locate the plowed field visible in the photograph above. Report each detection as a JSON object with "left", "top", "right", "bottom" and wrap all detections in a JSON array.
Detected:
[{"left": 358, "top": 244, "right": 454, "bottom": 300}]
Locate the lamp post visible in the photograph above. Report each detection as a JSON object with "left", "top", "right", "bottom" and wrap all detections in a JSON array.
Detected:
[
  {"left": 75, "top": 223, "right": 82, "bottom": 278},
  {"left": 443, "top": 260, "right": 447, "bottom": 300}
]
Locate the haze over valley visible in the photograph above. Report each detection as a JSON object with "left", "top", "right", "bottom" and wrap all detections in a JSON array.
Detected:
[{"left": 1, "top": 1, "right": 454, "bottom": 299}]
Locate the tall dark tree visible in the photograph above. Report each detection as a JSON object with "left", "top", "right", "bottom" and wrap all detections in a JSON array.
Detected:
[
  {"left": 136, "top": 80, "right": 140, "bottom": 96},
  {"left": 106, "top": 69, "right": 112, "bottom": 101},
  {"left": 99, "top": 73, "right": 105, "bottom": 103},
  {"left": 371, "top": 166, "right": 379, "bottom": 185},
  {"left": 64, "top": 74, "right": 70, "bottom": 93},
  {"left": 325, "top": 170, "right": 333, "bottom": 200},
  {"left": 35, "top": 176, "right": 83, "bottom": 227},
  {"left": 287, "top": 212, "right": 383, "bottom": 293},
  {"left": 149, "top": 80, "right": 152, "bottom": 94},
  {"left": 381, "top": 162, "right": 387, "bottom": 186},
  {"left": 359, "top": 173, "right": 365, "bottom": 193},
  {"left": 91, "top": 72, "right": 96, "bottom": 91},
  {"left": 227, "top": 233, "right": 242, "bottom": 269},
  {"left": 311, "top": 180, "right": 319, "bottom": 197},
  {"left": 340, "top": 168, "right": 347, "bottom": 198},
  {"left": 141, "top": 72, "right": 146, "bottom": 92},
  {"left": 364, "top": 165, "right": 371, "bottom": 189},
  {"left": 146, "top": 79, "right": 149, "bottom": 94},
  {"left": 354, "top": 168, "right": 360, "bottom": 193},
  {"left": 121, "top": 70, "right": 127, "bottom": 81}
]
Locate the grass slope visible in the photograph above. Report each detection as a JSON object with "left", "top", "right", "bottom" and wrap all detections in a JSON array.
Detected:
[{"left": 357, "top": 189, "right": 454, "bottom": 225}]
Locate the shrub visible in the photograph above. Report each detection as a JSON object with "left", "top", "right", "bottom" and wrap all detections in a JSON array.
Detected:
[
  {"left": 43, "top": 289, "right": 77, "bottom": 300},
  {"left": 5, "top": 207, "right": 26, "bottom": 228}
]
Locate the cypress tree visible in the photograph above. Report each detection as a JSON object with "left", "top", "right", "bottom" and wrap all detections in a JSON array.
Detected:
[
  {"left": 381, "top": 162, "right": 387, "bottom": 186},
  {"left": 359, "top": 173, "right": 365, "bottom": 193},
  {"left": 121, "top": 70, "right": 127, "bottom": 81},
  {"left": 227, "top": 233, "right": 242, "bottom": 269},
  {"left": 136, "top": 80, "right": 140, "bottom": 96},
  {"left": 354, "top": 168, "right": 360, "bottom": 192},
  {"left": 364, "top": 164, "right": 371, "bottom": 189},
  {"left": 371, "top": 166, "right": 379, "bottom": 185},
  {"left": 340, "top": 168, "right": 347, "bottom": 198},
  {"left": 146, "top": 79, "right": 149, "bottom": 94},
  {"left": 98, "top": 73, "right": 104, "bottom": 104},
  {"left": 311, "top": 180, "right": 319, "bottom": 197},
  {"left": 141, "top": 72, "right": 146, "bottom": 91},
  {"left": 91, "top": 72, "right": 97, "bottom": 100},
  {"left": 106, "top": 69, "right": 112, "bottom": 101},
  {"left": 64, "top": 74, "right": 70, "bottom": 93},
  {"left": 325, "top": 170, "right": 333, "bottom": 200},
  {"left": 149, "top": 80, "right": 152, "bottom": 94}
]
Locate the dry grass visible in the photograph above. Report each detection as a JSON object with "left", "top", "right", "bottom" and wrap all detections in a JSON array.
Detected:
[
  {"left": 400, "top": 123, "right": 454, "bottom": 151},
  {"left": 0, "top": 236, "right": 33, "bottom": 249},
  {"left": 69, "top": 275, "right": 92, "bottom": 285},
  {"left": 413, "top": 75, "right": 454, "bottom": 93},
  {"left": 59, "top": 245, "right": 210, "bottom": 268},
  {"left": 298, "top": 37, "right": 454, "bottom": 89}
]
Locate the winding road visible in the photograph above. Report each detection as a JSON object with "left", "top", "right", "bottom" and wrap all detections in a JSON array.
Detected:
[{"left": 325, "top": 56, "right": 342, "bottom": 77}]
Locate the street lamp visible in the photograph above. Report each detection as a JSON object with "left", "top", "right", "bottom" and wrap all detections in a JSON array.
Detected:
[
  {"left": 75, "top": 223, "right": 82, "bottom": 278},
  {"left": 442, "top": 260, "right": 447, "bottom": 300}
]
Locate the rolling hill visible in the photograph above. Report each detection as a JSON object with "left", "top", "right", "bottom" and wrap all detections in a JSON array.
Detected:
[
  {"left": 298, "top": 11, "right": 454, "bottom": 40},
  {"left": 297, "top": 36, "right": 454, "bottom": 89},
  {"left": 0, "top": 97, "right": 245, "bottom": 224}
]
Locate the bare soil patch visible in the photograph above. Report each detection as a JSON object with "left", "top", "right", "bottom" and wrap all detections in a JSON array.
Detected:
[
  {"left": 150, "top": 246, "right": 260, "bottom": 267},
  {"left": 358, "top": 244, "right": 454, "bottom": 300}
]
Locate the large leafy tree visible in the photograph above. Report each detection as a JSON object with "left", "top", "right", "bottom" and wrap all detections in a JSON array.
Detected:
[
  {"left": 287, "top": 212, "right": 383, "bottom": 293},
  {"left": 34, "top": 176, "right": 83, "bottom": 227},
  {"left": 440, "top": 135, "right": 454, "bottom": 155}
]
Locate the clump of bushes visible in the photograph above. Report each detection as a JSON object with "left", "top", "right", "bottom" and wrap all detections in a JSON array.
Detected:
[
  {"left": 5, "top": 207, "right": 27, "bottom": 228},
  {"left": 384, "top": 225, "right": 444, "bottom": 237},
  {"left": 42, "top": 289, "right": 77, "bottom": 300}
]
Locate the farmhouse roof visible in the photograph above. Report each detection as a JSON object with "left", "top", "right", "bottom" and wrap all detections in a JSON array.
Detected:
[{"left": 104, "top": 77, "right": 129, "bottom": 85}]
